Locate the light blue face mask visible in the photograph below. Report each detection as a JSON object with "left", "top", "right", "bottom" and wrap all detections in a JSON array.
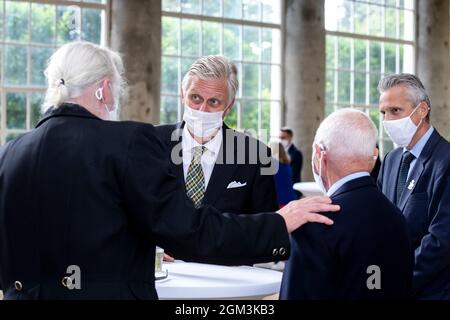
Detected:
[{"left": 311, "top": 144, "right": 327, "bottom": 194}]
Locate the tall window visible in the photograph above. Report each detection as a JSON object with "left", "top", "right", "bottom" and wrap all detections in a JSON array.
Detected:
[
  {"left": 161, "top": 0, "right": 282, "bottom": 141},
  {"left": 325, "top": 0, "right": 415, "bottom": 155},
  {"left": 0, "top": 0, "right": 109, "bottom": 144}
]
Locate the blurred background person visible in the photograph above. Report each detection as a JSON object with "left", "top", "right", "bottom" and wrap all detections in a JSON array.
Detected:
[
  {"left": 280, "top": 127, "right": 303, "bottom": 198},
  {"left": 269, "top": 140, "right": 297, "bottom": 209}
]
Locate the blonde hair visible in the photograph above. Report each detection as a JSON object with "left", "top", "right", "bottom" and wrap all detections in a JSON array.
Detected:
[
  {"left": 270, "top": 140, "right": 291, "bottom": 165},
  {"left": 43, "top": 41, "right": 127, "bottom": 112}
]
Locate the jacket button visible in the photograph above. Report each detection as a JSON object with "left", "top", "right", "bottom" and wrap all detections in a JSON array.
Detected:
[
  {"left": 14, "top": 281, "right": 23, "bottom": 292},
  {"left": 272, "top": 248, "right": 279, "bottom": 256},
  {"left": 279, "top": 247, "right": 286, "bottom": 256}
]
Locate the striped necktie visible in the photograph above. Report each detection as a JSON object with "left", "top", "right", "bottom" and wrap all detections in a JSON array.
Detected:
[{"left": 185, "top": 146, "right": 206, "bottom": 208}]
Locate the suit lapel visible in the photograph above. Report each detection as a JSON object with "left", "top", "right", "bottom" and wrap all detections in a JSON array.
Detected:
[
  {"left": 385, "top": 149, "right": 403, "bottom": 202},
  {"left": 202, "top": 125, "right": 238, "bottom": 206},
  {"left": 398, "top": 129, "right": 441, "bottom": 210}
]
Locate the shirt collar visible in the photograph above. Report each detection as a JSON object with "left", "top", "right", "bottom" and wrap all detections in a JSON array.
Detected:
[
  {"left": 327, "top": 172, "right": 370, "bottom": 197},
  {"left": 182, "top": 125, "right": 223, "bottom": 155},
  {"left": 404, "top": 126, "right": 434, "bottom": 158}
]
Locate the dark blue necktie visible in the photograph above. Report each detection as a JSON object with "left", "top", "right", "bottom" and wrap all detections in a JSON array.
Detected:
[{"left": 395, "top": 151, "right": 416, "bottom": 204}]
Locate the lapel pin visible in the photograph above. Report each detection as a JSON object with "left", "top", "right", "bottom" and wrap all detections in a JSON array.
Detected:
[{"left": 407, "top": 179, "right": 416, "bottom": 191}]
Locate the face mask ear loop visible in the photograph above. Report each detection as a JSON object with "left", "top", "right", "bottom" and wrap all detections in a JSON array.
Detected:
[
  {"left": 319, "top": 143, "right": 327, "bottom": 187},
  {"left": 412, "top": 103, "right": 427, "bottom": 129},
  {"left": 95, "top": 87, "right": 114, "bottom": 119}
]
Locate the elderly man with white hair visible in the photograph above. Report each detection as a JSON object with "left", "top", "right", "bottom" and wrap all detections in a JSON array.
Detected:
[{"left": 280, "top": 108, "right": 413, "bottom": 300}]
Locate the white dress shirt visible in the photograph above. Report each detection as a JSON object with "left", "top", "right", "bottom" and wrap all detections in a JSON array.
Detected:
[{"left": 182, "top": 126, "right": 222, "bottom": 189}]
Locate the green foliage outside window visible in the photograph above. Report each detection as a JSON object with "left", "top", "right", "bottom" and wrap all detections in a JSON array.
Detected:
[{"left": 1, "top": 0, "right": 105, "bottom": 144}]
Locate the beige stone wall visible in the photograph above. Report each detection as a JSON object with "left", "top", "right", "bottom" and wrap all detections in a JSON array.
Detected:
[
  {"left": 417, "top": 0, "right": 450, "bottom": 139},
  {"left": 284, "top": 0, "right": 326, "bottom": 181},
  {"left": 110, "top": 0, "right": 162, "bottom": 125}
]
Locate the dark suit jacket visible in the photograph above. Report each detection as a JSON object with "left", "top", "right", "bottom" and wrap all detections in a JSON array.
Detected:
[
  {"left": 155, "top": 122, "right": 278, "bottom": 214},
  {"left": 378, "top": 129, "right": 450, "bottom": 299},
  {"left": 288, "top": 144, "right": 303, "bottom": 184},
  {"left": 0, "top": 104, "right": 290, "bottom": 300},
  {"left": 280, "top": 176, "right": 412, "bottom": 300}
]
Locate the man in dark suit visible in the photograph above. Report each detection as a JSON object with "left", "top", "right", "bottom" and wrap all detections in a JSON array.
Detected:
[
  {"left": 377, "top": 73, "right": 450, "bottom": 299},
  {"left": 280, "top": 109, "right": 412, "bottom": 300},
  {"left": 157, "top": 123, "right": 276, "bottom": 214},
  {"left": 280, "top": 128, "right": 303, "bottom": 198},
  {"left": 0, "top": 42, "right": 338, "bottom": 300},
  {"left": 156, "top": 55, "right": 277, "bottom": 214}
]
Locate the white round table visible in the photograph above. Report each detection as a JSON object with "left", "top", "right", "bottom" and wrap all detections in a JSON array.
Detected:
[
  {"left": 293, "top": 182, "right": 324, "bottom": 197},
  {"left": 155, "top": 260, "right": 282, "bottom": 300}
]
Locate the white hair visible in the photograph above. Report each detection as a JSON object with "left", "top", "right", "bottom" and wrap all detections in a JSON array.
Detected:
[
  {"left": 313, "top": 108, "right": 378, "bottom": 161},
  {"left": 43, "top": 41, "right": 127, "bottom": 112},
  {"left": 181, "top": 55, "right": 239, "bottom": 104}
]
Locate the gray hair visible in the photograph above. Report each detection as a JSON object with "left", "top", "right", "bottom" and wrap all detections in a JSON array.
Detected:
[
  {"left": 378, "top": 73, "right": 431, "bottom": 110},
  {"left": 43, "top": 41, "right": 127, "bottom": 112},
  {"left": 181, "top": 55, "right": 239, "bottom": 104},
  {"left": 313, "top": 108, "right": 378, "bottom": 161}
]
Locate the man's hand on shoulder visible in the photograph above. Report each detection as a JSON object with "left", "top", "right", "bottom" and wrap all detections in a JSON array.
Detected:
[{"left": 278, "top": 196, "right": 340, "bottom": 233}]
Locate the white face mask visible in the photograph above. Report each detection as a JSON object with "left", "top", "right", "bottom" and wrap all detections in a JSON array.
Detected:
[
  {"left": 382, "top": 105, "right": 423, "bottom": 148},
  {"left": 183, "top": 104, "right": 224, "bottom": 138},
  {"left": 311, "top": 147, "right": 327, "bottom": 194},
  {"left": 95, "top": 86, "right": 119, "bottom": 121},
  {"left": 280, "top": 139, "right": 289, "bottom": 149}
]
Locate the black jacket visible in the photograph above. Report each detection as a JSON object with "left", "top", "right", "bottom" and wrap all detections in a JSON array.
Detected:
[
  {"left": 280, "top": 176, "right": 413, "bottom": 299},
  {"left": 0, "top": 104, "right": 290, "bottom": 300},
  {"left": 155, "top": 122, "right": 278, "bottom": 214}
]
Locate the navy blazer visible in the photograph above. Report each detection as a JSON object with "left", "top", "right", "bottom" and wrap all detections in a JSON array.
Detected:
[
  {"left": 280, "top": 176, "right": 413, "bottom": 300},
  {"left": 378, "top": 129, "right": 450, "bottom": 299},
  {"left": 0, "top": 104, "right": 290, "bottom": 300},
  {"left": 155, "top": 122, "right": 278, "bottom": 214},
  {"left": 288, "top": 144, "right": 303, "bottom": 184}
]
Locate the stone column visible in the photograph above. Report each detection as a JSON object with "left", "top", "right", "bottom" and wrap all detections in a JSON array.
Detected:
[
  {"left": 416, "top": 0, "right": 450, "bottom": 139},
  {"left": 284, "top": 0, "right": 326, "bottom": 181},
  {"left": 110, "top": 0, "right": 161, "bottom": 124}
]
